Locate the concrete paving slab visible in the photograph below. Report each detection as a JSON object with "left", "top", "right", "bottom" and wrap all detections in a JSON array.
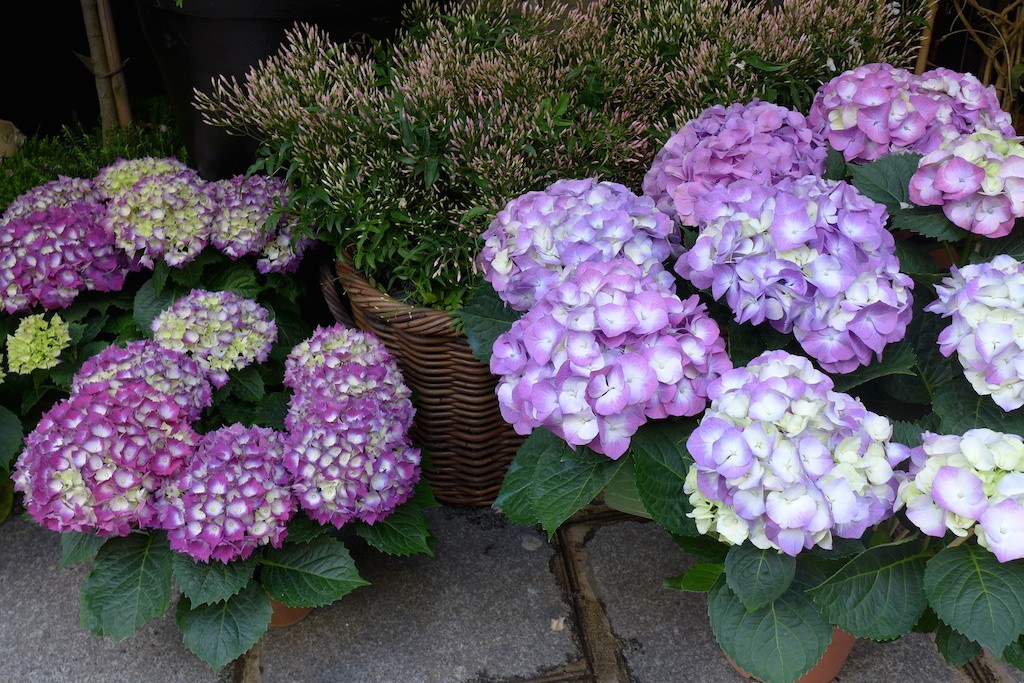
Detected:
[
  {"left": 260, "top": 506, "right": 580, "bottom": 683},
  {"left": 584, "top": 519, "right": 967, "bottom": 683},
  {"left": 0, "top": 515, "right": 228, "bottom": 683}
]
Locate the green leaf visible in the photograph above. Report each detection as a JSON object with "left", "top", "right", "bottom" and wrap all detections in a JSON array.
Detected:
[
  {"left": 0, "top": 477, "right": 13, "bottom": 524},
  {"left": 808, "top": 538, "right": 928, "bottom": 641},
  {"left": 848, "top": 153, "right": 922, "bottom": 211},
  {"left": 355, "top": 503, "right": 436, "bottom": 556},
  {"left": 530, "top": 443, "right": 623, "bottom": 538},
  {"left": 975, "top": 225, "right": 1024, "bottom": 262},
  {"left": 59, "top": 531, "right": 107, "bottom": 570},
  {"left": 895, "top": 239, "right": 944, "bottom": 276},
  {"left": 725, "top": 545, "right": 796, "bottom": 611},
  {"left": 912, "top": 606, "right": 940, "bottom": 633},
  {"left": 228, "top": 366, "right": 265, "bottom": 404},
  {"left": 823, "top": 146, "right": 847, "bottom": 182},
  {"left": 1002, "top": 637, "right": 1024, "bottom": 671},
  {"left": 207, "top": 263, "right": 261, "bottom": 299},
  {"left": 829, "top": 342, "right": 917, "bottom": 392},
  {"left": 492, "top": 429, "right": 552, "bottom": 526},
  {"left": 0, "top": 404, "right": 22, "bottom": 471},
  {"left": 252, "top": 392, "right": 289, "bottom": 430},
  {"left": 600, "top": 459, "right": 650, "bottom": 519},
  {"left": 284, "top": 511, "right": 329, "bottom": 545},
  {"left": 132, "top": 278, "right": 174, "bottom": 334},
  {"left": 890, "top": 208, "right": 965, "bottom": 243},
  {"left": 259, "top": 535, "right": 369, "bottom": 608},
  {"left": 173, "top": 554, "right": 257, "bottom": 606},
  {"left": 456, "top": 282, "right": 522, "bottom": 364},
  {"left": 152, "top": 261, "right": 169, "bottom": 295},
  {"left": 631, "top": 418, "right": 699, "bottom": 536},
  {"left": 934, "top": 621, "right": 981, "bottom": 666},
  {"left": 891, "top": 417, "right": 938, "bottom": 448},
  {"left": 664, "top": 563, "right": 723, "bottom": 592},
  {"left": 79, "top": 532, "right": 174, "bottom": 641},
  {"left": 933, "top": 376, "right": 1024, "bottom": 435},
  {"left": 708, "top": 578, "right": 832, "bottom": 683},
  {"left": 671, "top": 533, "right": 730, "bottom": 563},
  {"left": 175, "top": 581, "right": 271, "bottom": 671},
  {"left": 924, "top": 543, "right": 1024, "bottom": 654}
]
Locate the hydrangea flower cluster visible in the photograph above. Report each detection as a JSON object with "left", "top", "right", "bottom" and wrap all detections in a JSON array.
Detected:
[
  {"left": 477, "top": 178, "right": 675, "bottom": 311},
  {"left": 151, "top": 289, "right": 277, "bottom": 387},
  {"left": 0, "top": 175, "right": 101, "bottom": 225},
  {"left": 94, "top": 156, "right": 192, "bottom": 199},
  {"left": 808, "top": 62, "right": 1014, "bottom": 163},
  {"left": 909, "top": 128, "right": 1024, "bottom": 238},
  {"left": 256, "top": 222, "right": 313, "bottom": 275},
  {"left": 0, "top": 202, "right": 131, "bottom": 313},
  {"left": 7, "top": 314, "right": 70, "bottom": 374},
  {"left": 13, "top": 380, "right": 199, "bottom": 536},
  {"left": 207, "top": 174, "right": 291, "bottom": 259},
  {"left": 684, "top": 350, "right": 909, "bottom": 556},
  {"left": 283, "top": 323, "right": 420, "bottom": 527},
  {"left": 678, "top": 177, "right": 913, "bottom": 373},
  {"left": 896, "top": 429, "right": 1024, "bottom": 562},
  {"left": 491, "top": 259, "right": 730, "bottom": 458},
  {"left": 159, "top": 424, "right": 294, "bottom": 563},
  {"left": 925, "top": 255, "right": 1024, "bottom": 411},
  {"left": 642, "top": 100, "right": 826, "bottom": 227}
]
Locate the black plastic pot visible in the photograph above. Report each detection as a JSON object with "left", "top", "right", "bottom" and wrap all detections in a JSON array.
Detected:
[{"left": 135, "top": 0, "right": 408, "bottom": 180}]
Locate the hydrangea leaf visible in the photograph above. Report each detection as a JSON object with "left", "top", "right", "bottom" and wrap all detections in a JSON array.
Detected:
[
  {"left": 889, "top": 208, "right": 965, "bottom": 243},
  {"left": 0, "top": 478, "right": 12, "bottom": 524},
  {"left": 974, "top": 226, "right": 1024, "bottom": 263},
  {"left": 493, "top": 428, "right": 554, "bottom": 527},
  {"left": 284, "top": 511, "right": 329, "bottom": 545},
  {"left": 228, "top": 365, "right": 265, "bottom": 403},
  {"left": 934, "top": 621, "right": 981, "bottom": 666},
  {"left": 530, "top": 443, "right": 624, "bottom": 539},
  {"left": 207, "top": 262, "right": 261, "bottom": 299},
  {"left": 891, "top": 416, "right": 940, "bottom": 449},
  {"left": 175, "top": 581, "right": 271, "bottom": 671},
  {"left": 79, "top": 532, "right": 174, "bottom": 642},
  {"left": 456, "top": 282, "right": 522, "bottom": 364},
  {"left": 847, "top": 153, "right": 922, "bottom": 211},
  {"left": 132, "top": 278, "right": 174, "bottom": 334},
  {"left": 259, "top": 536, "right": 369, "bottom": 608},
  {"left": 664, "top": 563, "right": 723, "bottom": 592},
  {"left": 251, "top": 392, "right": 289, "bottom": 430},
  {"left": 725, "top": 544, "right": 797, "bottom": 611},
  {"left": 824, "top": 146, "right": 847, "bottom": 182},
  {"left": 355, "top": 502, "right": 436, "bottom": 557},
  {"left": 807, "top": 537, "right": 929, "bottom": 640},
  {"left": 59, "top": 531, "right": 107, "bottom": 570},
  {"left": 631, "top": 418, "right": 699, "bottom": 537},
  {"left": 894, "top": 239, "right": 944, "bottom": 276},
  {"left": 1002, "top": 637, "right": 1024, "bottom": 672},
  {"left": 172, "top": 553, "right": 257, "bottom": 606},
  {"left": 933, "top": 376, "right": 1024, "bottom": 435},
  {"left": 829, "top": 341, "right": 917, "bottom": 392},
  {"left": 924, "top": 543, "right": 1024, "bottom": 654},
  {"left": 601, "top": 459, "right": 651, "bottom": 519},
  {"left": 671, "top": 533, "right": 730, "bottom": 564},
  {"left": 0, "top": 404, "right": 22, "bottom": 471},
  {"left": 707, "top": 577, "right": 832, "bottom": 683}
]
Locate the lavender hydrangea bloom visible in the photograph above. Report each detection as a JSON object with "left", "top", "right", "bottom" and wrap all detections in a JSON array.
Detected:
[
  {"left": 911, "top": 67, "right": 1016, "bottom": 149},
  {"left": 896, "top": 429, "right": 1024, "bottom": 562},
  {"left": 679, "top": 176, "right": 913, "bottom": 373},
  {"left": 492, "top": 259, "right": 730, "bottom": 459},
  {"left": 684, "top": 350, "right": 909, "bottom": 556},
  {"left": 0, "top": 175, "right": 101, "bottom": 225},
  {"left": 477, "top": 178, "right": 675, "bottom": 311},
  {"left": 207, "top": 174, "right": 291, "bottom": 259},
  {"left": 160, "top": 424, "right": 294, "bottom": 564},
  {"left": 94, "top": 156, "right": 192, "bottom": 199},
  {"left": 926, "top": 255, "right": 1024, "bottom": 411},
  {"left": 909, "top": 128, "right": 1024, "bottom": 238},
  {"left": 12, "top": 380, "right": 198, "bottom": 536},
  {"left": 0, "top": 202, "right": 131, "bottom": 313},
  {"left": 151, "top": 289, "right": 277, "bottom": 387},
  {"left": 642, "top": 100, "right": 826, "bottom": 227},
  {"left": 256, "top": 221, "right": 314, "bottom": 274}
]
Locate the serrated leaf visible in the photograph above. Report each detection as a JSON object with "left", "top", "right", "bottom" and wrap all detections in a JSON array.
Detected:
[
  {"left": 933, "top": 376, "right": 1024, "bottom": 435},
  {"left": 175, "top": 581, "right": 271, "bottom": 671},
  {"left": 829, "top": 342, "right": 917, "bottom": 392},
  {"left": 493, "top": 429, "right": 552, "bottom": 526},
  {"left": 207, "top": 263, "right": 261, "bottom": 299},
  {"left": 80, "top": 532, "right": 174, "bottom": 642},
  {"left": 848, "top": 153, "right": 922, "bottom": 211},
  {"left": 824, "top": 146, "right": 847, "bottom": 181},
  {"left": 890, "top": 208, "right": 964, "bottom": 242},
  {"left": 251, "top": 392, "right": 289, "bottom": 430},
  {"left": 708, "top": 578, "right": 832, "bottom": 683},
  {"left": 259, "top": 536, "right": 369, "bottom": 608},
  {"left": 665, "top": 563, "right": 723, "bottom": 592},
  {"left": 631, "top": 418, "right": 698, "bottom": 536},
  {"left": 895, "top": 239, "right": 944, "bottom": 276},
  {"left": 975, "top": 226, "right": 1024, "bottom": 262},
  {"left": 152, "top": 262, "right": 169, "bottom": 295},
  {"left": 725, "top": 544, "right": 796, "bottom": 611},
  {"left": 530, "top": 443, "right": 623, "bottom": 538},
  {"left": 228, "top": 366, "right": 265, "bottom": 404},
  {"left": 284, "top": 511, "right": 329, "bottom": 545},
  {"left": 133, "top": 278, "right": 174, "bottom": 334},
  {"left": 456, "top": 282, "right": 522, "bottom": 364},
  {"left": 600, "top": 459, "right": 650, "bottom": 519},
  {"left": 355, "top": 503, "right": 435, "bottom": 556},
  {"left": 1002, "top": 637, "right": 1024, "bottom": 671},
  {"left": 59, "top": 531, "right": 107, "bottom": 570},
  {"left": 891, "top": 417, "right": 938, "bottom": 448},
  {"left": 924, "top": 543, "right": 1024, "bottom": 654},
  {"left": 0, "top": 405, "right": 23, "bottom": 471},
  {"left": 913, "top": 606, "right": 940, "bottom": 632},
  {"left": 935, "top": 621, "right": 981, "bottom": 666},
  {"left": 808, "top": 538, "right": 928, "bottom": 641},
  {"left": 173, "top": 554, "right": 257, "bottom": 606},
  {"left": 671, "top": 533, "right": 730, "bottom": 563}
]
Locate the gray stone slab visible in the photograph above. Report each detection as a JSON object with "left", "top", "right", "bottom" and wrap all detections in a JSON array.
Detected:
[
  {"left": 585, "top": 519, "right": 965, "bottom": 683},
  {"left": 0, "top": 515, "right": 228, "bottom": 683},
  {"left": 260, "top": 506, "right": 580, "bottom": 683}
]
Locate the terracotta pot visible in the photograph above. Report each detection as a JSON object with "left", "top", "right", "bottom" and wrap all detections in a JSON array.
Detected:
[
  {"left": 726, "top": 627, "right": 857, "bottom": 683},
  {"left": 269, "top": 598, "right": 313, "bottom": 628}
]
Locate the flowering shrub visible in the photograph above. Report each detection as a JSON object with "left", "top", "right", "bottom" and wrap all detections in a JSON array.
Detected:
[
  {"left": 207, "top": 174, "right": 290, "bottom": 259},
  {"left": 7, "top": 314, "right": 70, "bottom": 374},
  {"left": 94, "top": 156, "right": 192, "bottom": 198},
  {"left": 0, "top": 175, "right": 102, "bottom": 224}
]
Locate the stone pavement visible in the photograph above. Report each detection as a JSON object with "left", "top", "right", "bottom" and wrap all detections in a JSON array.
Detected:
[{"left": 2, "top": 504, "right": 1023, "bottom": 683}]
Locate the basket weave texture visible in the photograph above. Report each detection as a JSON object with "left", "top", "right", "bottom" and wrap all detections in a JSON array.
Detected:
[{"left": 330, "top": 259, "right": 523, "bottom": 507}]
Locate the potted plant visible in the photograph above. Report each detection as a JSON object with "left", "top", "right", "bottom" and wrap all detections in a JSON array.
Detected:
[
  {"left": 189, "top": 0, "right": 927, "bottom": 506},
  {"left": 467, "top": 61, "right": 1024, "bottom": 683}
]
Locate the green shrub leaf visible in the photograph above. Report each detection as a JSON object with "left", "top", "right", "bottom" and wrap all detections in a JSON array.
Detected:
[
  {"left": 355, "top": 502, "right": 436, "bottom": 556},
  {"left": 933, "top": 377, "right": 1024, "bottom": 435},
  {"left": 456, "top": 282, "right": 521, "bottom": 364},
  {"left": 664, "top": 563, "right": 723, "bottom": 592},
  {"left": 0, "top": 405, "right": 23, "bottom": 471},
  {"left": 934, "top": 622, "right": 981, "bottom": 666},
  {"left": 725, "top": 545, "right": 796, "bottom": 611},
  {"left": 132, "top": 278, "right": 174, "bottom": 334},
  {"left": 601, "top": 460, "right": 650, "bottom": 519},
  {"left": 829, "top": 342, "right": 917, "bottom": 393},
  {"left": 228, "top": 366, "right": 265, "bottom": 404},
  {"left": 175, "top": 581, "right": 271, "bottom": 671},
  {"left": 59, "top": 531, "right": 107, "bottom": 570},
  {"left": 284, "top": 511, "right": 329, "bottom": 545},
  {"left": 847, "top": 153, "right": 922, "bottom": 211},
  {"left": 173, "top": 554, "right": 257, "bottom": 606},
  {"left": 631, "top": 419, "right": 698, "bottom": 536},
  {"left": 259, "top": 536, "right": 368, "bottom": 608},
  {"left": 530, "top": 443, "right": 623, "bottom": 539},
  {"left": 492, "top": 429, "right": 553, "bottom": 526}
]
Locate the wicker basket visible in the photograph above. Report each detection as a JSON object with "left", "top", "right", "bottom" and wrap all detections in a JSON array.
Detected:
[{"left": 327, "top": 259, "right": 524, "bottom": 507}]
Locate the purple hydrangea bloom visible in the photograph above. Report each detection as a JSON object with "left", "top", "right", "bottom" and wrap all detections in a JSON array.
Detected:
[
  {"left": 94, "top": 156, "right": 192, "bottom": 199},
  {"left": 685, "top": 350, "right": 910, "bottom": 556},
  {"left": 151, "top": 289, "right": 278, "bottom": 388},
  {"left": 159, "top": 424, "right": 294, "bottom": 564},
  {"left": 678, "top": 176, "right": 913, "bottom": 373},
  {"left": 925, "top": 255, "right": 1024, "bottom": 411},
  {"left": 912, "top": 66, "right": 1016, "bottom": 149},
  {"left": 477, "top": 178, "right": 675, "bottom": 311},
  {"left": 0, "top": 175, "right": 101, "bottom": 225},
  {"left": 255, "top": 221, "right": 314, "bottom": 274},
  {"left": 492, "top": 259, "right": 730, "bottom": 459},
  {"left": 207, "top": 174, "right": 290, "bottom": 259},
  {"left": 643, "top": 100, "right": 826, "bottom": 227}
]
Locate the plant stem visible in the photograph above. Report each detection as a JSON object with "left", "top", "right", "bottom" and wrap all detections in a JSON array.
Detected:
[{"left": 958, "top": 235, "right": 976, "bottom": 267}]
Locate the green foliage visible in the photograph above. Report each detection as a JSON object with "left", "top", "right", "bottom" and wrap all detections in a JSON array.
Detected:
[
  {"left": 456, "top": 282, "right": 522, "bottom": 364},
  {"left": 600, "top": 460, "right": 651, "bottom": 519},
  {"left": 176, "top": 582, "right": 272, "bottom": 672},
  {"left": 664, "top": 563, "right": 723, "bottom": 592},
  {"left": 934, "top": 622, "right": 981, "bottom": 667},
  {"left": 59, "top": 531, "right": 107, "bottom": 570},
  {"left": 259, "top": 535, "right": 370, "bottom": 608},
  {"left": 355, "top": 479, "right": 440, "bottom": 556},
  {"left": 172, "top": 554, "right": 258, "bottom": 606},
  {"left": 630, "top": 419, "right": 700, "bottom": 536},
  {"left": 724, "top": 544, "right": 797, "bottom": 611}
]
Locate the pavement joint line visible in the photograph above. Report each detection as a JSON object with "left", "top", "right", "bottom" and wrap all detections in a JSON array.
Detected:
[{"left": 235, "top": 634, "right": 262, "bottom": 683}]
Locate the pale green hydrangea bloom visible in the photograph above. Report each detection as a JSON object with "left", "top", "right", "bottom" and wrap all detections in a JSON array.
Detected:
[{"left": 7, "top": 314, "right": 70, "bottom": 374}]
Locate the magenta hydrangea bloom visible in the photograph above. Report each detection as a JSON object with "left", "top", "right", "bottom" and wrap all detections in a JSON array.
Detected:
[
  {"left": 643, "top": 99, "right": 826, "bottom": 227},
  {"left": 12, "top": 380, "right": 198, "bottom": 537},
  {"left": 0, "top": 175, "right": 101, "bottom": 225},
  {"left": 679, "top": 176, "right": 913, "bottom": 373},
  {"left": 159, "top": 424, "right": 294, "bottom": 564},
  {"left": 255, "top": 221, "right": 314, "bottom": 274},
  {"left": 207, "top": 173, "right": 291, "bottom": 259},
  {"left": 492, "top": 259, "right": 730, "bottom": 459},
  {"left": 151, "top": 289, "right": 277, "bottom": 387},
  {"left": 72, "top": 339, "right": 213, "bottom": 421},
  {"left": 912, "top": 66, "right": 1016, "bottom": 149},
  {"left": 477, "top": 178, "right": 675, "bottom": 311},
  {"left": 685, "top": 350, "right": 909, "bottom": 556},
  {"left": 94, "top": 156, "right": 192, "bottom": 199},
  {"left": 0, "top": 202, "right": 132, "bottom": 314}
]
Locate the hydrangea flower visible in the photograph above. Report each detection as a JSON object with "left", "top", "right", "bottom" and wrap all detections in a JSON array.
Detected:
[
  {"left": 925, "top": 255, "right": 1024, "bottom": 411},
  {"left": 94, "top": 156, "right": 192, "bottom": 199},
  {"left": 151, "top": 289, "right": 277, "bottom": 388},
  {"left": 12, "top": 380, "right": 198, "bottom": 536},
  {"left": 255, "top": 221, "right": 314, "bottom": 274},
  {"left": 909, "top": 128, "right": 1024, "bottom": 238},
  {"left": 896, "top": 429, "right": 1024, "bottom": 562},
  {"left": 911, "top": 66, "right": 1016, "bottom": 149},
  {"left": 0, "top": 202, "right": 131, "bottom": 313},
  {"left": 643, "top": 100, "right": 826, "bottom": 227},
  {"left": 206, "top": 174, "right": 290, "bottom": 259},
  {"left": 477, "top": 178, "right": 675, "bottom": 311},
  {"left": 0, "top": 175, "right": 101, "bottom": 225},
  {"left": 159, "top": 424, "right": 294, "bottom": 563},
  {"left": 7, "top": 314, "right": 70, "bottom": 374},
  {"left": 72, "top": 339, "right": 213, "bottom": 421},
  {"left": 684, "top": 350, "right": 910, "bottom": 556},
  {"left": 678, "top": 176, "right": 913, "bottom": 373},
  {"left": 491, "top": 259, "right": 730, "bottom": 458}
]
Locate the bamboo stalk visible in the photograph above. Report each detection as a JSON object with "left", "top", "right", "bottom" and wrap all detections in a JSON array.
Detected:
[
  {"left": 916, "top": 0, "right": 942, "bottom": 74},
  {"left": 79, "top": 0, "right": 118, "bottom": 140},
  {"left": 96, "top": 0, "right": 132, "bottom": 126}
]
